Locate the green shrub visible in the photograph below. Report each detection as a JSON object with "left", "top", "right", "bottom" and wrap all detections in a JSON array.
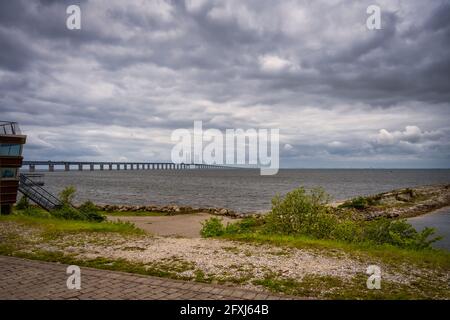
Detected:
[
  {"left": 331, "top": 220, "right": 363, "bottom": 243},
  {"left": 264, "top": 187, "right": 332, "bottom": 235},
  {"left": 260, "top": 187, "right": 441, "bottom": 250},
  {"left": 78, "top": 200, "right": 105, "bottom": 222},
  {"left": 51, "top": 204, "right": 84, "bottom": 221},
  {"left": 364, "top": 218, "right": 441, "bottom": 250},
  {"left": 340, "top": 196, "right": 370, "bottom": 210},
  {"left": 52, "top": 188, "right": 105, "bottom": 222},
  {"left": 224, "top": 217, "right": 263, "bottom": 234},
  {"left": 16, "top": 196, "right": 30, "bottom": 210},
  {"left": 200, "top": 217, "right": 225, "bottom": 237},
  {"left": 51, "top": 203, "right": 105, "bottom": 222},
  {"left": 59, "top": 186, "right": 76, "bottom": 205}
]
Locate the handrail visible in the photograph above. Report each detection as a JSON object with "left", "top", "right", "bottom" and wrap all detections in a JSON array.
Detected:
[
  {"left": 0, "top": 121, "right": 21, "bottom": 135},
  {"left": 20, "top": 174, "right": 60, "bottom": 204},
  {"left": 18, "top": 173, "right": 62, "bottom": 210}
]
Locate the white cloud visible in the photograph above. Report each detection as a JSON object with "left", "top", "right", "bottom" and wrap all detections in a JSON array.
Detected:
[
  {"left": 376, "top": 129, "right": 396, "bottom": 145},
  {"left": 375, "top": 126, "right": 442, "bottom": 147},
  {"left": 258, "top": 55, "right": 295, "bottom": 73}
]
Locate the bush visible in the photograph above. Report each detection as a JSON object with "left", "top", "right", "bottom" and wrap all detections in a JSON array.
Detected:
[
  {"left": 51, "top": 204, "right": 85, "bottom": 221},
  {"left": 16, "top": 196, "right": 30, "bottom": 210},
  {"left": 59, "top": 186, "right": 76, "bottom": 205},
  {"left": 224, "top": 217, "right": 263, "bottom": 235},
  {"left": 53, "top": 187, "right": 105, "bottom": 222},
  {"left": 79, "top": 200, "right": 105, "bottom": 222},
  {"left": 200, "top": 217, "right": 225, "bottom": 237},
  {"left": 264, "top": 187, "right": 332, "bottom": 235},
  {"left": 331, "top": 220, "right": 363, "bottom": 243},
  {"left": 339, "top": 196, "right": 371, "bottom": 210},
  {"left": 260, "top": 186, "right": 441, "bottom": 250},
  {"left": 364, "top": 218, "right": 442, "bottom": 250}
]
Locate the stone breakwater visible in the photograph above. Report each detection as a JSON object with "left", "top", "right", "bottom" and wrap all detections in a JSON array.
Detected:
[
  {"left": 338, "top": 184, "right": 450, "bottom": 220},
  {"left": 92, "top": 204, "right": 262, "bottom": 219},
  {"left": 90, "top": 184, "right": 450, "bottom": 220}
]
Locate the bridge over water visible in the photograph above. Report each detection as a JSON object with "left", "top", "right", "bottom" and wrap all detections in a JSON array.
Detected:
[{"left": 22, "top": 161, "right": 230, "bottom": 172}]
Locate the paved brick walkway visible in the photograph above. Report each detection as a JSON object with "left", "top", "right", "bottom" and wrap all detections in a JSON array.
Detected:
[{"left": 0, "top": 256, "right": 293, "bottom": 300}]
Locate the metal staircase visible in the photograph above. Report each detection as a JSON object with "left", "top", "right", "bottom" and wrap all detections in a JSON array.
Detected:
[{"left": 18, "top": 173, "right": 62, "bottom": 211}]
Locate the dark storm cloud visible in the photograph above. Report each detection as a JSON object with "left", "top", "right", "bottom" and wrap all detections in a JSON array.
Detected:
[{"left": 0, "top": 0, "right": 449, "bottom": 167}]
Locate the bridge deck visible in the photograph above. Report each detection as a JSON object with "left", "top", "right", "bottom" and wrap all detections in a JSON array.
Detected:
[{"left": 22, "top": 161, "right": 231, "bottom": 172}]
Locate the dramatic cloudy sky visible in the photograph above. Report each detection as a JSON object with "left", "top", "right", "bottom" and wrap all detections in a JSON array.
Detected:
[{"left": 1, "top": 0, "right": 449, "bottom": 168}]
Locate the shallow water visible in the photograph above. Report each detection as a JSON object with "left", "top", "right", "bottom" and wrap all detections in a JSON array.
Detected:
[{"left": 408, "top": 207, "right": 450, "bottom": 250}]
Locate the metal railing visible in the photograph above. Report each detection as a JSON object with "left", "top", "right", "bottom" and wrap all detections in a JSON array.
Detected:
[
  {"left": 23, "top": 173, "right": 45, "bottom": 186},
  {"left": 0, "top": 121, "right": 21, "bottom": 135},
  {"left": 18, "top": 173, "right": 62, "bottom": 211}
]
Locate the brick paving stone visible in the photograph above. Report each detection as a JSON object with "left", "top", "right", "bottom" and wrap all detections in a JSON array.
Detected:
[{"left": 0, "top": 255, "right": 300, "bottom": 300}]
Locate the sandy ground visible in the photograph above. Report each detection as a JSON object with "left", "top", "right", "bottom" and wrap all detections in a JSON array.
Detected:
[{"left": 107, "top": 213, "right": 238, "bottom": 238}]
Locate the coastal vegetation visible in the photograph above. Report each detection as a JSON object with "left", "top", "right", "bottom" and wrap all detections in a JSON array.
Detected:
[
  {"left": 17, "top": 186, "right": 106, "bottom": 222},
  {"left": 201, "top": 187, "right": 442, "bottom": 251}
]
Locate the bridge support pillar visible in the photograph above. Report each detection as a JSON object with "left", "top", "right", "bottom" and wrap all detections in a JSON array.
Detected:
[
  {"left": 29, "top": 164, "right": 35, "bottom": 172},
  {"left": 49, "top": 164, "right": 54, "bottom": 172},
  {"left": 116, "top": 164, "right": 120, "bottom": 170},
  {"left": 100, "top": 164, "right": 104, "bottom": 170},
  {"left": 90, "top": 164, "right": 94, "bottom": 171},
  {"left": 78, "top": 164, "right": 83, "bottom": 171},
  {"left": 65, "top": 163, "right": 70, "bottom": 171},
  {"left": 109, "top": 164, "right": 112, "bottom": 170}
]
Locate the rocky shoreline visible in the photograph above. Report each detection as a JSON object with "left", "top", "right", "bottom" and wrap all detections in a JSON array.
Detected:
[
  {"left": 92, "top": 203, "right": 257, "bottom": 219},
  {"left": 90, "top": 184, "right": 450, "bottom": 220},
  {"left": 337, "top": 184, "right": 450, "bottom": 220}
]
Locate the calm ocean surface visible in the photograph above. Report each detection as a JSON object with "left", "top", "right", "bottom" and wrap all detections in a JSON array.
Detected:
[{"left": 31, "top": 169, "right": 450, "bottom": 212}]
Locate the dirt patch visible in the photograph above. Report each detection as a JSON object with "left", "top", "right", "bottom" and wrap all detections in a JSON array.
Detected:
[{"left": 107, "top": 212, "right": 239, "bottom": 238}]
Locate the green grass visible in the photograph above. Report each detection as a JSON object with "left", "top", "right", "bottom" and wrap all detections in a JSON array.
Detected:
[
  {"left": 253, "top": 272, "right": 448, "bottom": 299},
  {"left": 105, "top": 211, "right": 168, "bottom": 217},
  {"left": 219, "top": 232, "right": 450, "bottom": 270},
  {"left": 0, "top": 213, "right": 145, "bottom": 238}
]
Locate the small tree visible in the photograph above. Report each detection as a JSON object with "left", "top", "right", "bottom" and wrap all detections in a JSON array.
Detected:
[
  {"left": 265, "top": 187, "right": 333, "bottom": 235},
  {"left": 59, "top": 186, "right": 76, "bottom": 205}
]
